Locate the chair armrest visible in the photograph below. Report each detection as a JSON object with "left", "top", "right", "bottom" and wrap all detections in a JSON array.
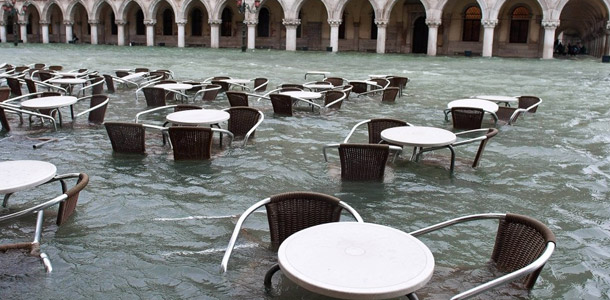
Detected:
[
  {"left": 212, "top": 128, "right": 234, "bottom": 147},
  {"left": 343, "top": 119, "right": 371, "bottom": 143},
  {"left": 242, "top": 110, "right": 264, "bottom": 147},
  {"left": 74, "top": 96, "right": 109, "bottom": 118},
  {"left": 322, "top": 143, "right": 340, "bottom": 162},
  {"left": 323, "top": 93, "right": 346, "bottom": 108},
  {"left": 135, "top": 105, "right": 178, "bottom": 123}
]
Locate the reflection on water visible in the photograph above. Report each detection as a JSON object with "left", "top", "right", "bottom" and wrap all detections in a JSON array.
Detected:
[{"left": 1, "top": 43, "right": 609, "bottom": 299}]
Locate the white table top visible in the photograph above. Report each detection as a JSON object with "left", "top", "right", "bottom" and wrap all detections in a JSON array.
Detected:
[
  {"left": 221, "top": 78, "right": 251, "bottom": 84},
  {"left": 53, "top": 72, "right": 87, "bottom": 77},
  {"left": 122, "top": 72, "right": 148, "bottom": 81},
  {"left": 166, "top": 109, "right": 229, "bottom": 125},
  {"left": 21, "top": 95, "right": 78, "bottom": 109},
  {"left": 0, "top": 160, "right": 57, "bottom": 194},
  {"left": 448, "top": 99, "right": 499, "bottom": 113},
  {"left": 381, "top": 126, "right": 457, "bottom": 148},
  {"left": 280, "top": 91, "right": 322, "bottom": 100},
  {"left": 368, "top": 74, "right": 388, "bottom": 79},
  {"left": 49, "top": 78, "right": 87, "bottom": 84},
  {"left": 278, "top": 222, "right": 434, "bottom": 299},
  {"left": 155, "top": 83, "right": 193, "bottom": 90},
  {"left": 303, "top": 83, "right": 334, "bottom": 90},
  {"left": 349, "top": 80, "right": 378, "bottom": 86},
  {"left": 305, "top": 71, "right": 330, "bottom": 75},
  {"left": 474, "top": 95, "right": 518, "bottom": 103}
]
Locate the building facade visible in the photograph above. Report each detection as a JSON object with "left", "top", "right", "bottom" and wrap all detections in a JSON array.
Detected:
[{"left": 1, "top": 0, "right": 609, "bottom": 58}]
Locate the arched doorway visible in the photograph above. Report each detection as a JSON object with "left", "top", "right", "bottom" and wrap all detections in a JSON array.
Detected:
[
  {"left": 557, "top": 0, "right": 608, "bottom": 57},
  {"left": 297, "top": 0, "right": 328, "bottom": 51},
  {"left": 47, "top": 4, "right": 64, "bottom": 43},
  {"left": 255, "top": 0, "right": 283, "bottom": 49},
  {"left": 71, "top": 2, "right": 89, "bottom": 43},
  {"left": 412, "top": 16, "right": 427, "bottom": 53},
  {"left": 25, "top": 4, "right": 41, "bottom": 43},
  {"left": 124, "top": 2, "right": 145, "bottom": 45},
  {"left": 386, "top": 0, "right": 428, "bottom": 53},
  {"left": 342, "top": 0, "right": 377, "bottom": 52}
]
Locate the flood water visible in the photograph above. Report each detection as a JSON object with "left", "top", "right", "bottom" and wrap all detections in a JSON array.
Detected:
[{"left": 1, "top": 44, "right": 609, "bottom": 299}]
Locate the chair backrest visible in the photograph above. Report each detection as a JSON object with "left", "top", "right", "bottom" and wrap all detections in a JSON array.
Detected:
[
  {"left": 48, "top": 65, "right": 63, "bottom": 71},
  {"left": 371, "top": 78, "right": 389, "bottom": 89},
  {"left": 324, "top": 90, "right": 344, "bottom": 109},
  {"left": 338, "top": 143, "right": 390, "bottom": 181},
  {"left": 174, "top": 104, "right": 202, "bottom": 112},
  {"left": 115, "top": 71, "right": 129, "bottom": 78},
  {"left": 211, "top": 80, "right": 230, "bottom": 93},
  {"left": 88, "top": 95, "right": 109, "bottom": 123},
  {"left": 0, "top": 87, "right": 9, "bottom": 102},
  {"left": 226, "top": 91, "right": 249, "bottom": 107},
  {"left": 382, "top": 87, "right": 400, "bottom": 102},
  {"left": 135, "top": 67, "right": 149, "bottom": 73},
  {"left": 168, "top": 126, "right": 214, "bottom": 160},
  {"left": 253, "top": 77, "right": 268, "bottom": 92},
  {"left": 265, "top": 191, "right": 344, "bottom": 250},
  {"left": 324, "top": 77, "right": 344, "bottom": 86},
  {"left": 38, "top": 71, "right": 54, "bottom": 82},
  {"left": 24, "top": 78, "right": 37, "bottom": 93},
  {"left": 149, "top": 71, "right": 169, "bottom": 80},
  {"left": 341, "top": 85, "right": 353, "bottom": 98},
  {"left": 367, "top": 118, "right": 408, "bottom": 144},
  {"left": 200, "top": 84, "right": 221, "bottom": 101},
  {"left": 227, "top": 107, "right": 261, "bottom": 138},
  {"left": 451, "top": 107, "right": 484, "bottom": 130},
  {"left": 90, "top": 76, "right": 105, "bottom": 95},
  {"left": 183, "top": 81, "right": 202, "bottom": 93},
  {"left": 349, "top": 81, "right": 368, "bottom": 93},
  {"left": 269, "top": 94, "right": 293, "bottom": 116},
  {"left": 388, "top": 76, "right": 409, "bottom": 89},
  {"left": 492, "top": 213, "right": 556, "bottom": 289},
  {"left": 157, "top": 80, "right": 177, "bottom": 84},
  {"left": 104, "top": 122, "right": 146, "bottom": 154},
  {"left": 278, "top": 87, "right": 301, "bottom": 92},
  {"left": 56, "top": 173, "right": 89, "bottom": 225},
  {"left": 0, "top": 88, "right": 10, "bottom": 131},
  {"left": 142, "top": 87, "right": 167, "bottom": 107},
  {"left": 6, "top": 77, "right": 22, "bottom": 96},
  {"left": 280, "top": 84, "right": 304, "bottom": 90},
  {"left": 472, "top": 128, "right": 498, "bottom": 168},
  {"left": 33, "top": 63, "right": 46, "bottom": 69},
  {"left": 518, "top": 96, "right": 541, "bottom": 113},
  {"left": 102, "top": 74, "right": 116, "bottom": 93}
]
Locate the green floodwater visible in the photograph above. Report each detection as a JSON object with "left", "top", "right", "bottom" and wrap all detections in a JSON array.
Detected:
[{"left": 1, "top": 43, "right": 609, "bottom": 299}]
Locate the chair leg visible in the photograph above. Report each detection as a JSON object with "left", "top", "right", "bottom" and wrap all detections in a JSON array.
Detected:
[
  {"left": 407, "top": 292, "right": 420, "bottom": 300},
  {"left": 263, "top": 263, "right": 281, "bottom": 290}
]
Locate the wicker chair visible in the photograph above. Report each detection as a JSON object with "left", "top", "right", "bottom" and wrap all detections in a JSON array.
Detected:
[
  {"left": 388, "top": 76, "right": 409, "bottom": 97},
  {"left": 104, "top": 122, "right": 147, "bottom": 154},
  {"left": 142, "top": 87, "right": 167, "bottom": 107},
  {"left": 410, "top": 213, "right": 556, "bottom": 300},
  {"left": 220, "top": 191, "right": 364, "bottom": 287},
  {"left": 496, "top": 96, "right": 542, "bottom": 125},
  {"left": 193, "top": 84, "right": 221, "bottom": 101},
  {"left": 38, "top": 71, "right": 55, "bottom": 82},
  {"left": 48, "top": 65, "right": 63, "bottom": 71},
  {"left": 0, "top": 87, "right": 11, "bottom": 131},
  {"left": 370, "top": 78, "right": 390, "bottom": 89},
  {"left": 72, "top": 95, "right": 109, "bottom": 124},
  {"left": 226, "top": 91, "right": 249, "bottom": 107},
  {"left": 324, "top": 90, "right": 346, "bottom": 109},
  {"left": 0, "top": 173, "right": 89, "bottom": 273},
  {"left": 224, "top": 107, "right": 264, "bottom": 146},
  {"left": 343, "top": 118, "right": 411, "bottom": 144},
  {"left": 6, "top": 77, "right": 23, "bottom": 96},
  {"left": 168, "top": 126, "right": 233, "bottom": 160},
  {"left": 79, "top": 76, "right": 105, "bottom": 96},
  {"left": 279, "top": 83, "right": 304, "bottom": 90},
  {"left": 381, "top": 87, "right": 400, "bottom": 102},
  {"left": 324, "top": 77, "right": 345, "bottom": 86},
  {"left": 211, "top": 80, "right": 230, "bottom": 95},
  {"left": 322, "top": 143, "right": 399, "bottom": 181},
  {"left": 451, "top": 107, "right": 485, "bottom": 130},
  {"left": 270, "top": 94, "right": 293, "bottom": 116},
  {"left": 134, "top": 67, "right": 149, "bottom": 73},
  {"left": 253, "top": 77, "right": 269, "bottom": 92},
  {"left": 115, "top": 71, "right": 130, "bottom": 78},
  {"left": 340, "top": 85, "right": 353, "bottom": 98},
  {"left": 103, "top": 74, "right": 116, "bottom": 93}
]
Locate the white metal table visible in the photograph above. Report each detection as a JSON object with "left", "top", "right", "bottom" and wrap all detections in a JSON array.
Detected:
[
  {"left": 278, "top": 222, "right": 434, "bottom": 299},
  {"left": 303, "top": 83, "right": 334, "bottom": 91},
  {"left": 166, "top": 109, "right": 229, "bottom": 126},
  {"left": 446, "top": 99, "right": 499, "bottom": 122},
  {"left": 304, "top": 71, "right": 330, "bottom": 79},
  {"left": 279, "top": 91, "right": 322, "bottom": 100},
  {"left": 48, "top": 78, "right": 87, "bottom": 95},
  {"left": 21, "top": 95, "right": 78, "bottom": 125},
  {"left": 473, "top": 95, "right": 518, "bottom": 106},
  {"left": 121, "top": 72, "right": 148, "bottom": 81},
  {"left": 0, "top": 160, "right": 57, "bottom": 206},
  {"left": 220, "top": 78, "right": 251, "bottom": 90}
]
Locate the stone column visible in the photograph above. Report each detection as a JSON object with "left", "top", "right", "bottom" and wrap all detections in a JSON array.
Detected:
[
  {"left": 145, "top": 20, "right": 156, "bottom": 46},
  {"left": 0, "top": 21, "right": 6, "bottom": 43},
  {"left": 41, "top": 21, "right": 49, "bottom": 43},
  {"left": 282, "top": 18, "right": 300, "bottom": 51},
  {"left": 329, "top": 19, "right": 341, "bottom": 52},
  {"left": 605, "top": 22, "right": 610, "bottom": 56},
  {"left": 541, "top": 20, "right": 559, "bottom": 59},
  {"left": 245, "top": 20, "right": 257, "bottom": 50},
  {"left": 375, "top": 20, "right": 388, "bottom": 54},
  {"left": 209, "top": 19, "right": 221, "bottom": 48},
  {"left": 64, "top": 21, "right": 74, "bottom": 44},
  {"left": 481, "top": 19, "right": 497, "bottom": 57},
  {"left": 425, "top": 19, "right": 441, "bottom": 56},
  {"left": 116, "top": 20, "right": 126, "bottom": 46},
  {"left": 177, "top": 21, "right": 186, "bottom": 47},
  {"left": 19, "top": 21, "right": 27, "bottom": 43},
  {"left": 89, "top": 20, "right": 99, "bottom": 44}
]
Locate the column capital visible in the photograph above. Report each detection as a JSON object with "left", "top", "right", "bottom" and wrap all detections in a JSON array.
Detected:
[
  {"left": 541, "top": 19, "right": 559, "bottom": 29},
  {"left": 89, "top": 19, "right": 100, "bottom": 25},
  {"left": 606, "top": 21, "right": 610, "bottom": 30},
  {"left": 243, "top": 20, "right": 258, "bottom": 26},
  {"left": 144, "top": 20, "right": 156, "bottom": 26},
  {"left": 40, "top": 21, "right": 50, "bottom": 25},
  {"left": 282, "top": 18, "right": 301, "bottom": 26},
  {"left": 328, "top": 19, "right": 342, "bottom": 26},
  {"left": 17, "top": 21, "right": 28, "bottom": 26},
  {"left": 63, "top": 21, "right": 74, "bottom": 26},
  {"left": 481, "top": 19, "right": 498, "bottom": 28},
  {"left": 0, "top": 21, "right": 6, "bottom": 26},
  {"left": 176, "top": 21, "right": 187, "bottom": 26},
  {"left": 209, "top": 19, "right": 222, "bottom": 25},
  {"left": 115, "top": 20, "right": 127, "bottom": 26},
  {"left": 374, "top": 19, "right": 388, "bottom": 27},
  {"left": 425, "top": 19, "right": 441, "bottom": 28}
]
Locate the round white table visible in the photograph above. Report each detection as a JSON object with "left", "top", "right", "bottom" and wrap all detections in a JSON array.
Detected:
[
  {"left": 53, "top": 72, "right": 87, "bottom": 78},
  {"left": 278, "top": 222, "right": 435, "bottom": 299},
  {"left": 280, "top": 91, "right": 322, "bottom": 100},
  {"left": 155, "top": 83, "right": 193, "bottom": 91},
  {"left": 48, "top": 78, "right": 87, "bottom": 85},
  {"left": 0, "top": 160, "right": 57, "bottom": 194},
  {"left": 121, "top": 72, "right": 148, "bottom": 81},
  {"left": 368, "top": 74, "right": 388, "bottom": 79},
  {"left": 166, "top": 109, "right": 229, "bottom": 126},
  {"left": 303, "top": 83, "right": 334, "bottom": 90},
  {"left": 447, "top": 99, "right": 499, "bottom": 113},
  {"left": 304, "top": 71, "right": 330, "bottom": 79},
  {"left": 21, "top": 95, "right": 78, "bottom": 110},
  {"left": 221, "top": 79, "right": 251, "bottom": 85},
  {"left": 474, "top": 95, "right": 518, "bottom": 105}
]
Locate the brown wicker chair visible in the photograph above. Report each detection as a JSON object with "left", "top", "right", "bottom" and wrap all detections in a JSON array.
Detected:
[
  {"left": 324, "top": 77, "right": 345, "bottom": 86},
  {"left": 410, "top": 213, "right": 556, "bottom": 299},
  {"left": 142, "top": 87, "right": 167, "bottom": 107},
  {"left": 381, "top": 87, "right": 400, "bottom": 102},
  {"left": 0, "top": 87, "right": 11, "bottom": 131},
  {"left": 322, "top": 143, "right": 395, "bottom": 181},
  {"left": 226, "top": 91, "right": 249, "bottom": 107},
  {"left": 348, "top": 81, "right": 368, "bottom": 94},
  {"left": 168, "top": 126, "right": 233, "bottom": 160},
  {"left": 496, "top": 96, "right": 542, "bottom": 125},
  {"left": 279, "top": 83, "right": 304, "bottom": 90},
  {"left": 104, "top": 122, "right": 146, "bottom": 154},
  {"left": 224, "top": 107, "right": 264, "bottom": 146},
  {"left": 451, "top": 107, "right": 485, "bottom": 130},
  {"left": 211, "top": 80, "right": 230, "bottom": 95},
  {"left": 370, "top": 78, "right": 390, "bottom": 89},
  {"left": 48, "top": 65, "right": 63, "bottom": 71},
  {"left": 343, "top": 118, "right": 410, "bottom": 144},
  {"left": 71, "top": 95, "right": 109, "bottom": 124},
  {"left": 115, "top": 71, "right": 129, "bottom": 78},
  {"left": 220, "top": 191, "right": 364, "bottom": 286},
  {"left": 78, "top": 76, "right": 104, "bottom": 96},
  {"left": 134, "top": 67, "right": 149, "bottom": 73},
  {"left": 270, "top": 94, "right": 293, "bottom": 116},
  {"left": 323, "top": 90, "right": 346, "bottom": 109},
  {"left": 193, "top": 84, "right": 221, "bottom": 101},
  {"left": 253, "top": 77, "right": 269, "bottom": 92},
  {"left": 6, "top": 77, "right": 23, "bottom": 96},
  {"left": 0, "top": 172, "right": 89, "bottom": 273},
  {"left": 388, "top": 76, "right": 409, "bottom": 97},
  {"left": 103, "top": 74, "right": 116, "bottom": 93}
]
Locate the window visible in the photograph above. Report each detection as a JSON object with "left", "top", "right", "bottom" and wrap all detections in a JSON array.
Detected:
[
  {"left": 6, "top": 15, "right": 13, "bottom": 35},
  {"left": 509, "top": 6, "right": 529, "bottom": 43},
  {"left": 27, "top": 14, "right": 33, "bottom": 34},
  {"left": 191, "top": 8, "right": 203, "bottom": 36},
  {"left": 111, "top": 14, "right": 117, "bottom": 35},
  {"left": 136, "top": 9, "right": 145, "bottom": 35},
  {"left": 221, "top": 8, "right": 232, "bottom": 36},
  {"left": 163, "top": 9, "right": 173, "bottom": 35},
  {"left": 296, "top": 11, "right": 302, "bottom": 38},
  {"left": 257, "top": 7, "right": 270, "bottom": 37},
  {"left": 339, "top": 12, "right": 345, "bottom": 39},
  {"left": 370, "top": 12, "right": 377, "bottom": 40},
  {"left": 462, "top": 6, "right": 480, "bottom": 42}
]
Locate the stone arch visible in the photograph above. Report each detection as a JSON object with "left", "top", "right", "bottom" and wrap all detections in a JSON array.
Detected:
[
  {"left": 292, "top": 0, "right": 333, "bottom": 20},
  {"left": 21, "top": 1, "right": 43, "bottom": 22},
  {"left": 489, "top": 0, "right": 547, "bottom": 20},
  {"left": 92, "top": 0, "right": 118, "bottom": 21},
  {"left": 252, "top": 0, "right": 288, "bottom": 20},
  {"left": 384, "top": 0, "right": 432, "bottom": 20},
  {"left": 117, "top": 0, "right": 145, "bottom": 20},
  {"left": 181, "top": 0, "right": 213, "bottom": 22},
  {"left": 65, "top": 0, "right": 89, "bottom": 22},
  {"left": 149, "top": 0, "right": 180, "bottom": 21},
  {"left": 41, "top": 0, "right": 66, "bottom": 22},
  {"left": 556, "top": 0, "right": 609, "bottom": 20},
  {"left": 436, "top": 0, "right": 487, "bottom": 19}
]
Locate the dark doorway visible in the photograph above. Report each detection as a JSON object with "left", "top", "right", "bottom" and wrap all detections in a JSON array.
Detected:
[
  {"left": 412, "top": 16, "right": 428, "bottom": 53},
  {"left": 257, "top": 7, "right": 270, "bottom": 37}
]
